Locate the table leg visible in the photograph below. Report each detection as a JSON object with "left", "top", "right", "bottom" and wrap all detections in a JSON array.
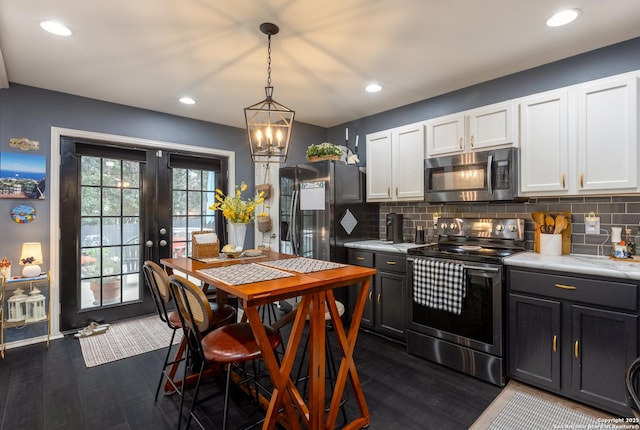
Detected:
[
  {"left": 245, "top": 302, "right": 307, "bottom": 430},
  {"left": 324, "top": 279, "right": 371, "bottom": 429}
]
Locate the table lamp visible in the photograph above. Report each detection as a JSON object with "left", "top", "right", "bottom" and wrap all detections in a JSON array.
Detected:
[{"left": 20, "top": 242, "right": 43, "bottom": 278}]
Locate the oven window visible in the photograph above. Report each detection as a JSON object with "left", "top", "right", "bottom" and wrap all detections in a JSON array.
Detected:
[
  {"left": 412, "top": 270, "right": 494, "bottom": 345},
  {"left": 430, "top": 164, "right": 486, "bottom": 191}
]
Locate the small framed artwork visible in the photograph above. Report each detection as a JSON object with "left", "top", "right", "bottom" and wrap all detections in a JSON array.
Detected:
[{"left": 0, "top": 152, "right": 46, "bottom": 199}]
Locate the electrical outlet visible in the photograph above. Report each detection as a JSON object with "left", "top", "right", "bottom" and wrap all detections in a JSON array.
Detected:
[{"left": 585, "top": 216, "right": 600, "bottom": 234}]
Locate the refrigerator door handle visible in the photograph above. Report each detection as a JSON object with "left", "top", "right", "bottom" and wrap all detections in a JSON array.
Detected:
[
  {"left": 291, "top": 188, "right": 299, "bottom": 254},
  {"left": 285, "top": 189, "right": 294, "bottom": 242}
]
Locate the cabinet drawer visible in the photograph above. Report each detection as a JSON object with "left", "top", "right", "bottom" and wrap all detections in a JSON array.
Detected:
[
  {"left": 348, "top": 250, "right": 374, "bottom": 267},
  {"left": 375, "top": 253, "right": 406, "bottom": 274},
  {"left": 510, "top": 269, "right": 638, "bottom": 311}
]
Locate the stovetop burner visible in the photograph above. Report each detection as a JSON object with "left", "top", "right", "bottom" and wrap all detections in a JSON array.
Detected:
[{"left": 408, "top": 217, "right": 526, "bottom": 264}]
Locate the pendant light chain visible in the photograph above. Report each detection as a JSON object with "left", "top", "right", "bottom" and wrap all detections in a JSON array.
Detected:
[{"left": 266, "top": 34, "right": 272, "bottom": 88}]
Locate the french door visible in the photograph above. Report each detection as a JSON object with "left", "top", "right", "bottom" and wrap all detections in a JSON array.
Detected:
[{"left": 59, "top": 137, "right": 227, "bottom": 331}]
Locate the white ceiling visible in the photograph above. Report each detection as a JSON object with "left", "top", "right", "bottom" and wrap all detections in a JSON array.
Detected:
[{"left": 1, "top": 1, "right": 640, "bottom": 129}]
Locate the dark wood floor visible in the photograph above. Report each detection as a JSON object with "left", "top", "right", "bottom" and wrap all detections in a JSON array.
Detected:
[{"left": 0, "top": 325, "right": 501, "bottom": 429}]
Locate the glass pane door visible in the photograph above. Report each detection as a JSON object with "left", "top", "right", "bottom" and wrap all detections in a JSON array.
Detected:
[{"left": 79, "top": 155, "right": 141, "bottom": 309}]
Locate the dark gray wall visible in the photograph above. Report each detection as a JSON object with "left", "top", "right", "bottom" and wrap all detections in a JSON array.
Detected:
[
  {"left": 327, "top": 36, "right": 640, "bottom": 166},
  {"left": 0, "top": 84, "right": 325, "bottom": 267}
]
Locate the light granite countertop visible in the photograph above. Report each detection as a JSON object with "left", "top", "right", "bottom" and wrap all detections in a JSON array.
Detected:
[
  {"left": 344, "top": 240, "right": 430, "bottom": 254},
  {"left": 504, "top": 251, "right": 640, "bottom": 281}
]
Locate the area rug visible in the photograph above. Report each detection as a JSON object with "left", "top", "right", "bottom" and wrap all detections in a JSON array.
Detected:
[
  {"left": 470, "top": 380, "right": 622, "bottom": 430},
  {"left": 78, "top": 315, "right": 181, "bottom": 368}
]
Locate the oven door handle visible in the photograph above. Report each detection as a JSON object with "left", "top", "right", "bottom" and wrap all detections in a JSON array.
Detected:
[
  {"left": 407, "top": 257, "right": 500, "bottom": 273},
  {"left": 463, "top": 265, "right": 499, "bottom": 272}
]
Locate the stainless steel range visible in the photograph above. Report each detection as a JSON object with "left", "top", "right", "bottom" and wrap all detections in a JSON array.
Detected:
[{"left": 406, "top": 217, "right": 525, "bottom": 386}]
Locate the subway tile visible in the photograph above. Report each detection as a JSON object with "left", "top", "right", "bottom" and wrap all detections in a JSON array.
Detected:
[
  {"left": 613, "top": 195, "right": 640, "bottom": 202},
  {"left": 570, "top": 203, "right": 598, "bottom": 213},
  {"left": 547, "top": 203, "right": 573, "bottom": 212},
  {"left": 583, "top": 196, "right": 613, "bottom": 203},
  {"left": 597, "top": 203, "right": 626, "bottom": 213},
  {"left": 627, "top": 203, "right": 640, "bottom": 213},
  {"left": 612, "top": 214, "right": 640, "bottom": 225}
]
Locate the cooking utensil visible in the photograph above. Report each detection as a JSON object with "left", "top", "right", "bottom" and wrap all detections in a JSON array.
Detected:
[
  {"left": 545, "top": 214, "right": 555, "bottom": 234},
  {"left": 531, "top": 211, "right": 545, "bottom": 228},
  {"left": 554, "top": 215, "right": 567, "bottom": 234},
  {"left": 540, "top": 225, "right": 553, "bottom": 234}
]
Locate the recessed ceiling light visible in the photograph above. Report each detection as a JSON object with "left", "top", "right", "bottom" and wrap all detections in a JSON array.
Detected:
[
  {"left": 546, "top": 9, "right": 581, "bottom": 27},
  {"left": 40, "top": 21, "right": 72, "bottom": 36},
  {"left": 179, "top": 97, "right": 196, "bottom": 105},
  {"left": 365, "top": 83, "right": 382, "bottom": 93}
]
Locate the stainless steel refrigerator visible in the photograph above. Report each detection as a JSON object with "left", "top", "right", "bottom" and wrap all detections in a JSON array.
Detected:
[{"left": 279, "top": 160, "right": 378, "bottom": 263}]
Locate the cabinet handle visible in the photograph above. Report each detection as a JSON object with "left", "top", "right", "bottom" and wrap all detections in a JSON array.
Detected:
[
  {"left": 459, "top": 137, "right": 463, "bottom": 149},
  {"left": 555, "top": 283, "right": 576, "bottom": 290},
  {"left": 386, "top": 261, "right": 397, "bottom": 265},
  {"left": 387, "top": 187, "right": 391, "bottom": 197},
  {"left": 368, "top": 291, "right": 373, "bottom": 302},
  {"left": 553, "top": 335, "right": 557, "bottom": 352},
  {"left": 470, "top": 135, "right": 474, "bottom": 147},
  {"left": 356, "top": 256, "right": 365, "bottom": 261},
  {"left": 580, "top": 173, "right": 584, "bottom": 188},
  {"left": 574, "top": 340, "right": 579, "bottom": 358},
  {"left": 395, "top": 187, "right": 399, "bottom": 197},
  {"left": 377, "top": 293, "right": 381, "bottom": 304},
  {"left": 562, "top": 174, "right": 566, "bottom": 188}
]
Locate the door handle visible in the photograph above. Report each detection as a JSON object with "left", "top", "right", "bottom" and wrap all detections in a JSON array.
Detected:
[
  {"left": 145, "top": 240, "right": 154, "bottom": 248},
  {"left": 356, "top": 256, "right": 365, "bottom": 261},
  {"left": 553, "top": 335, "right": 557, "bottom": 352},
  {"left": 562, "top": 174, "right": 566, "bottom": 188},
  {"left": 387, "top": 187, "right": 391, "bottom": 197},
  {"left": 377, "top": 293, "right": 381, "bottom": 304},
  {"left": 555, "top": 283, "right": 576, "bottom": 290},
  {"left": 459, "top": 137, "right": 463, "bottom": 149},
  {"left": 470, "top": 135, "right": 474, "bottom": 147},
  {"left": 368, "top": 291, "right": 372, "bottom": 302},
  {"left": 580, "top": 173, "right": 584, "bottom": 188},
  {"left": 574, "top": 340, "right": 579, "bottom": 358},
  {"left": 159, "top": 240, "right": 168, "bottom": 247}
]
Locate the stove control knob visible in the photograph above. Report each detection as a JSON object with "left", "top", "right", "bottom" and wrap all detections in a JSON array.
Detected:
[
  {"left": 440, "top": 222, "right": 448, "bottom": 230},
  {"left": 449, "top": 223, "right": 457, "bottom": 231},
  {"left": 496, "top": 224, "right": 505, "bottom": 232},
  {"left": 508, "top": 224, "right": 518, "bottom": 233}
]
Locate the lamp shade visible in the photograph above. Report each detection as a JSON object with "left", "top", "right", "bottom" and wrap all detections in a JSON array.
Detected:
[{"left": 20, "top": 242, "right": 43, "bottom": 265}]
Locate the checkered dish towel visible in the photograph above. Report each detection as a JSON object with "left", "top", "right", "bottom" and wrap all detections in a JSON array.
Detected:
[{"left": 413, "top": 258, "right": 466, "bottom": 315}]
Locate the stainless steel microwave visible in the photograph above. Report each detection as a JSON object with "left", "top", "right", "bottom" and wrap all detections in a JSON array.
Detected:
[{"left": 424, "top": 148, "right": 519, "bottom": 202}]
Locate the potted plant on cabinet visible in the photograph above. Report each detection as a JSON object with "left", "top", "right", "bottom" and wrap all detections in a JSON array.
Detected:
[{"left": 305, "top": 142, "right": 343, "bottom": 162}]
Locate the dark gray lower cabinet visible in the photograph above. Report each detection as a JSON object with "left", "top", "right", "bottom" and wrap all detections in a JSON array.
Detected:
[
  {"left": 348, "top": 249, "right": 406, "bottom": 341},
  {"left": 508, "top": 267, "right": 638, "bottom": 416}
]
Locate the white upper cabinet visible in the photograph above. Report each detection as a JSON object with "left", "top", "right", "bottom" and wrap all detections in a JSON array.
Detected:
[
  {"left": 519, "top": 73, "right": 638, "bottom": 196},
  {"left": 468, "top": 101, "right": 515, "bottom": 150},
  {"left": 366, "top": 122, "right": 425, "bottom": 202},
  {"left": 426, "top": 101, "right": 515, "bottom": 157},
  {"left": 577, "top": 75, "right": 638, "bottom": 192},
  {"left": 425, "top": 113, "right": 465, "bottom": 156},
  {"left": 366, "top": 130, "right": 394, "bottom": 201},
  {"left": 519, "top": 90, "right": 570, "bottom": 194}
]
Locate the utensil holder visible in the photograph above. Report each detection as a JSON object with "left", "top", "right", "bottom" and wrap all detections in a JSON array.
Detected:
[{"left": 540, "top": 233, "right": 562, "bottom": 256}]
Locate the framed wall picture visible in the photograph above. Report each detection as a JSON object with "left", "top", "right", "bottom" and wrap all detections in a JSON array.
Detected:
[{"left": 0, "top": 152, "right": 46, "bottom": 200}]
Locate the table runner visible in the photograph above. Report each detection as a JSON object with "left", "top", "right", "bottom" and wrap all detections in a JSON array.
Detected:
[
  {"left": 197, "top": 263, "right": 294, "bottom": 285},
  {"left": 259, "top": 257, "right": 346, "bottom": 273}
]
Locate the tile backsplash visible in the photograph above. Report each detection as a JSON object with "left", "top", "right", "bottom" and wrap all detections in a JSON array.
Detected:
[{"left": 379, "top": 195, "right": 640, "bottom": 257}]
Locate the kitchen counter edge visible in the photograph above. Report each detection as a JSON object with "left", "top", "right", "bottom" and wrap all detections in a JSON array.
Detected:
[
  {"left": 344, "top": 240, "right": 428, "bottom": 254},
  {"left": 504, "top": 251, "right": 640, "bottom": 281}
]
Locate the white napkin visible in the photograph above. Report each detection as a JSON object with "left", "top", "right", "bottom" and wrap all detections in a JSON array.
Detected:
[{"left": 194, "top": 233, "right": 217, "bottom": 244}]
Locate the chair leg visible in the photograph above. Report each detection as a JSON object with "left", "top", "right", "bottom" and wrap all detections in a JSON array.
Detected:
[
  {"left": 223, "top": 363, "right": 232, "bottom": 430},
  {"left": 155, "top": 328, "right": 178, "bottom": 401}
]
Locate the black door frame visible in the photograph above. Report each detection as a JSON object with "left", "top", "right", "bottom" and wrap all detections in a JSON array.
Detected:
[{"left": 53, "top": 128, "right": 235, "bottom": 333}]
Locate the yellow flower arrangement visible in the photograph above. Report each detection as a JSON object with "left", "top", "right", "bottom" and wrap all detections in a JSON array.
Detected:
[{"left": 209, "top": 182, "right": 265, "bottom": 223}]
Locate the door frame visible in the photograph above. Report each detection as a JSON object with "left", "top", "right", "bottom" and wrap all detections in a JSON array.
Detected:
[{"left": 49, "top": 126, "right": 235, "bottom": 336}]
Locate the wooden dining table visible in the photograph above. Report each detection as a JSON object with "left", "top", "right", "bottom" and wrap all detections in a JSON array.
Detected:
[{"left": 160, "top": 251, "right": 376, "bottom": 430}]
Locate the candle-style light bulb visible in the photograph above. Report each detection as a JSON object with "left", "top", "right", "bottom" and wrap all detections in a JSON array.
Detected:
[
  {"left": 256, "top": 130, "right": 263, "bottom": 149},
  {"left": 266, "top": 127, "right": 272, "bottom": 146},
  {"left": 276, "top": 130, "right": 283, "bottom": 148}
]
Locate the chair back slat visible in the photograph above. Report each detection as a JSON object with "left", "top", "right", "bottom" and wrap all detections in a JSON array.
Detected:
[
  {"left": 142, "top": 261, "right": 174, "bottom": 326},
  {"left": 168, "top": 274, "right": 214, "bottom": 334}
]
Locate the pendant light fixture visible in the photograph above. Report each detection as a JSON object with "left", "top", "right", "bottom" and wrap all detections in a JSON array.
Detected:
[{"left": 244, "top": 23, "right": 294, "bottom": 163}]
